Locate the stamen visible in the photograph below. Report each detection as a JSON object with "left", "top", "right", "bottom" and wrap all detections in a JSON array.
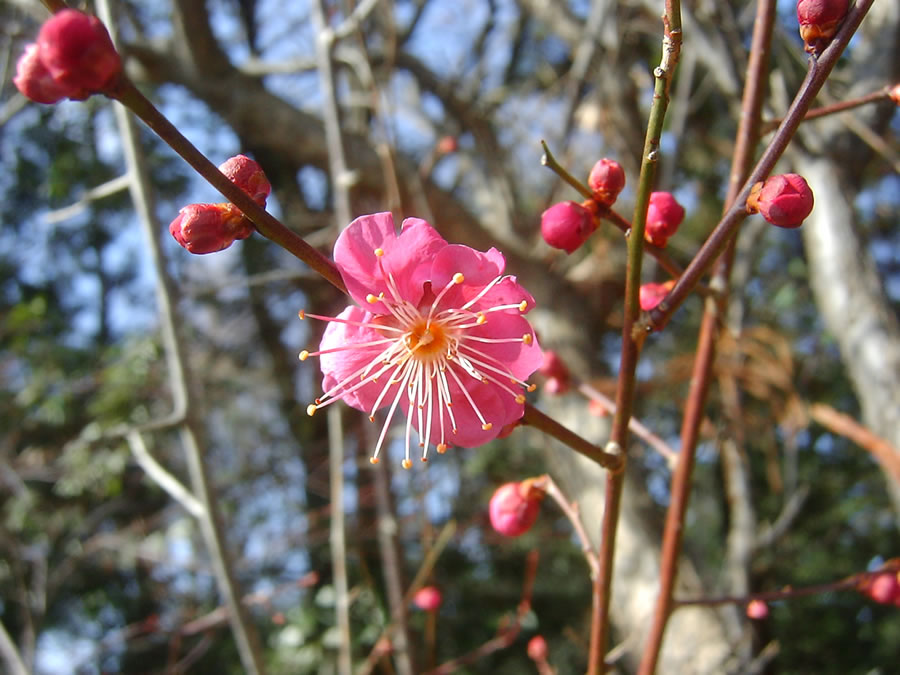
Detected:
[
  {"left": 437, "top": 443, "right": 448, "bottom": 454},
  {"left": 401, "top": 459, "right": 412, "bottom": 469},
  {"left": 374, "top": 248, "right": 384, "bottom": 257},
  {"left": 298, "top": 310, "right": 305, "bottom": 319},
  {"left": 307, "top": 404, "right": 317, "bottom": 416},
  {"left": 370, "top": 457, "right": 379, "bottom": 465},
  {"left": 299, "top": 350, "right": 309, "bottom": 360}
]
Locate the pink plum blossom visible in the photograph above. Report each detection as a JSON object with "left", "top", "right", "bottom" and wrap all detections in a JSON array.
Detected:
[{"left": 300, "top": 213, "right": 542, "bottom": 467}]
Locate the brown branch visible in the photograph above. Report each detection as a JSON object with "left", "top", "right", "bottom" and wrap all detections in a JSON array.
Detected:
[{"left": 809, "top": 404, "right": 900, "bottom": 487}]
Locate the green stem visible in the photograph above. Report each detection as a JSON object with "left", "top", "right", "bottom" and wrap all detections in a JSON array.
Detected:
[{"left": 593, "top": 4, "right": 682, "bottom": 672}]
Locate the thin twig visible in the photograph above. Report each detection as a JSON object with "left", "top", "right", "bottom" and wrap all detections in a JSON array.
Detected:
[
  {"left": 423, "top": 550, "right": 539, "bottom": 675},
  {"left": 575, "top": 382, "right": 678, "bottom": 468},
  {"left": 328, "top": 407, "right": 352, "bottom": 675},
  {"left": 125, "top": 431, "right": 205, "bottom": 518},
  {"left": 646, "top": 0, "right": 877, "bottom": 331},
  {"left": 760, "top": 86, "right": 892, "bottom": 134},
  {"left": 0, "top": 621, "right": 29, "bottom": 675},
  {"left": 97, "top": 3, "right": 267, "bottom": 671},
  {"left": 595, "top": 4, "right": 683, "bottom": 672},
  {"left": 637, "top": 2, "right": 775, "bottom": 671}
]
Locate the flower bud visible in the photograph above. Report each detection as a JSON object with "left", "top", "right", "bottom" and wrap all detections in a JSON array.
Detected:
[
  {"left": 169, "top": 203, "right": 254, "bottom": 254},
  {"left": 797, "top": 0, "right": 849, "bottom": 54},
  {"left": 888, "top": 83, "right": 900, "bottom": 107},
  {"left": 218, "top": 155, "right": 271, "bottom": 206},
  {"left": 13, "top": 43, "right": 74, "bottom": 104},
  {"left": 746, "top": 173, "right": 814, "bottom": 229},
  {"left": 539, "top": 350, "right": 571, "bottom": 395},
  {"left": 859, "top": 570, "right": 900, "bottom": 607},
  {"left": 639, "top": 280, "right": 675, "bottom": 312},
  {"left": 587, "top": 158, "right": 626, "bottom": 206},
  {"left": 36, "top": 9, "right": 122, "bottom": 94},
  {"left": 527, "top": 635, "right": 549, "bottom": 662},
  {"left": 413, "top": 586, "right": 443, "bottom": 612},
  {"left": 436, "top": 136, "right": 458, "bottom": 154},
  {"left": 746, "top": 599, "right": 769, "bottom": 620},
  {"left": 541, "top": 200, "right": 596, "bottom": 254},
  {"left": 489, "top": 479, "right": 545, "bottom": 537},
  {"left": 644, "top": 192, "right": 685, "bottom": 247}
]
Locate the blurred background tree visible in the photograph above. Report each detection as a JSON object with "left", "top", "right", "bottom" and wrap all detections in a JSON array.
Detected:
[{"left": 1, "top": 0, "right": 897, "bottom": 673}]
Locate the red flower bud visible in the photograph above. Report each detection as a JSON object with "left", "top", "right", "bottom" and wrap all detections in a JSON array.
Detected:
[
  {"left": 746, "top": 173, "right": 814, "bottom": 229},
  {"left": 218, "top": 155, "right": 271, "bottom": 206},
  {"left": 527, "top": 635, "right": 549, "bottom": 662},
  {"left": 859, "top": 570, "right": 900, "bottom": 607},
  {"left": 169, "top": 203, "right": 254, "bottom": 254},
  {"left": 14, "top": 43, "right": 77, "bottom": 104},
  {"left": 413, "top": 586, "right": 443, "bottom": 612},
  {"left": 489, "top": 479, "right": 545, "bottom": 537},
  {"left": 644, "top": 192, "right": 685, "bottom": 247},
  {"left": 587, "top": 158, "right": 626, "bottom": 206},
  {"left": 539, "top": 350, "right": 571, "bottom": 395},
  {"left": 36, "top": 10, "right": 121, "bottom": 94},
  {"left": 541, "top": 201, "right": 596, "bottom": 253},
  {"left": 436, "top": 136, "right": 458, "bottom": 154},
  {"left": 797, "top": 0, "right": 849, "bottom": 54},
  {"left": 746, "top": 599, "right": 769, "bottom": 620},
  {"left": 639, "top": 280, "right": 675, "bottom": 312}
]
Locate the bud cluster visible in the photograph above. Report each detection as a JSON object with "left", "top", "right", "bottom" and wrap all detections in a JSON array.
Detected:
[
  {"left": 14, "top": 10, "right": 122, "bottom": 104},
  {"left": 169, "top": 155, "right": 272, "bottom": 254},
  {"left": 540, "top": 158, "right": 625, "bottom": 254}
]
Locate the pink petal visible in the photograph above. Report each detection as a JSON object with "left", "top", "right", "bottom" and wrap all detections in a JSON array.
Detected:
[
  {"left": 430, "top": 245, "right": 506, "bottom": 307},
  {"left": 333, "top": 213, "right": 398, "bottom": 310},
  {"left": 463, "top": 312, "right": 543, "bottom": 381},
  {"left": 334, "top": 213, "right": 446, "bottom": 312},
  {"left": 319, "top": 305, "right": 390, "bottom": 412}
]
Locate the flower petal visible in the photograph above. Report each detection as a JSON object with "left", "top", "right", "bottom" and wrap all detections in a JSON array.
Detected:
[{"left": 319, "top": 305, "right": 391, "bottom": 412}]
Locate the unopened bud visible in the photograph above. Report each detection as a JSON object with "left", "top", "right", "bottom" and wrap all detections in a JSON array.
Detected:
[
  {"left": 644, "top": 192, "right": 685, "bottom": 247},
  {"left": 797, "top": 0, "right": 849, "bottom": 54},
  {"left": 169, "top": 203, "right": 254, "bottom": 254},
  {"left": 218, "top": 155, "right": 271, "bottom": 206},
  {"left": 436, "top": 136, "right": 458, "bottom": 154},
  {"left": 541, "top": 200, "right": 596, "bottom": 253},
  {"left": 413, "top": 586, "right": 443, "bottom": 612},
  {"left": 527, "top": 635, "right": 549, "bottom": 662},
  {"left": 746, "top": 173, "right": 814, "bottom": 229},
  {"left": 639, "top": 280, "right": 675, "bottom": 312},
  {"left": 36, "top": 9, "right": 122, "bottom": 94},
  {"left": 13, "top": 44, "right": 73, "bottom": 104},
  {"left": 746, "top": 599, "right": 769, "bottom": 620},
  {"left": 587, "top": 158, "right": 626, "bottom": 206},
  {"left": 539, "top": 351, "right": 571, "bottom": 395},
  {"left": 488, "top": 479, "right": 545, "bottom": 537},
  {"left": 859, "top": 569, "right": 900, "bottom": 607}
]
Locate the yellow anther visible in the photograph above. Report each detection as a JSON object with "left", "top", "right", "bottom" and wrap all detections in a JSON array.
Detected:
[
  {"left": 299, "top": 350, "right": 310, "bottom": 361},
  {"left": 453, "top": 272, "right": 465, "bottom": 284},
  {"left": 298, "top": 310, "right": 306, "bottom": 319},
  {"left": 306, "top": 404, "right": 318, "bottom": 417},
  {"left": 368, "top": 415, "right": 375, "bottom": 422},
  {"left": 366, "top": 293, "right": 380, "bottom": 304},
  {"left": 374, "top": 248, "right": 384, "bottom": 257},
  {"left": 482, "top": 422, "right": 493, "bottom": 431},
  {"left": 523, "top": 333, "right": 533, "bottom": 345},
  {"left": 515, "top": 394, "right": 526, "bottom": 404},
  {"left": 527, "top": 383, "right": 537, "bottom": 392},
  {"left": 370, "top": 457, "right": 380, "bottom": 465},
  {"left": 421, "top": 456, "right": 428, "bottom": 462},
  {"left": 401, "top": 459, "right": 413, "bottom": 470},
  {"left": 437, "top": 443, "right": 448, "bottom": 454},
  {"left": 476, "top": 313, "right": 487, "bottom": 325},
  {"left": 518, "top": 300, "right": 528, "bottom": 312}
]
